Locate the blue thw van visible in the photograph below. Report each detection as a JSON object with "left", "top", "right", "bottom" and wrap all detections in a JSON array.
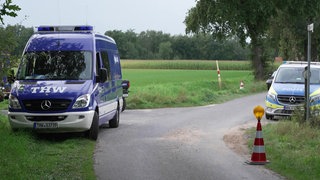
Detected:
[{"left": 8, "top": 25, "right": 123, "bottom": 140}]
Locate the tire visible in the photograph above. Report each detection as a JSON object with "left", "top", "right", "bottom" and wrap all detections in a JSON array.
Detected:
[
  {"left": 265, "top": 113, "right": 273, "bottom": 120},
  {"left": 87, "top": 111, "right": 99, "bottom": 140},
  {"left": 121, "top": 97, "right": 126, "bottom": 112},
  {"left": 109, "top": 105, "right": 120, "bottom": 128}
]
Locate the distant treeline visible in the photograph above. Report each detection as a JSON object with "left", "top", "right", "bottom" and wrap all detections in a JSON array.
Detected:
[
  {"left": 0, "top": 25, "right": 250, "bottom": 62},
  {"left": 105, "top": 30, "right": 250, "bottom": 60}
]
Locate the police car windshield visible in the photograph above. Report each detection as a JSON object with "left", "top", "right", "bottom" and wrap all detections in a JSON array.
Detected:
[
  {"left": 17, "top": 51, "right": 92, "bottom": 80},
  {"left": 275, "top": 67, "right": 320, "bottom": 84}
]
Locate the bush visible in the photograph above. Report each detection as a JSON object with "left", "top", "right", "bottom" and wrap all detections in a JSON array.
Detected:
[{"left": 291, "top": 106, "right": 320, "bottom": 129}]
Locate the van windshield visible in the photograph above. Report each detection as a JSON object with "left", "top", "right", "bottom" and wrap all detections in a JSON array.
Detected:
[
  {"left": 275, "top": 67, "right": 320, "bottom": 84},
  {"left": 17, "top": 51, "right": 93, "bottom": 80}
]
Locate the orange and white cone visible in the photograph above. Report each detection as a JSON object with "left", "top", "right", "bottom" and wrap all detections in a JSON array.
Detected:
[
  {"left": 240, "top": 81, "right": 244, "bottom": 89},
  {"left": 247, "top": 119, "right": 269, "bottom": 165}
]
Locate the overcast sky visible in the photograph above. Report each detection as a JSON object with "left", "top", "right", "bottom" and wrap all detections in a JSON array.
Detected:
[{"left": 4, "top": 0, "right": 197, "bottom": 35}]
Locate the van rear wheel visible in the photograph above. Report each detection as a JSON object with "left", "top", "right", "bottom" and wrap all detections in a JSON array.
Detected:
[
  {"left": 109, "top": 105, "right": 120, "bottom": 128},
  {"left": 86, "top": 111, "right": 99, "bottom": 140}
]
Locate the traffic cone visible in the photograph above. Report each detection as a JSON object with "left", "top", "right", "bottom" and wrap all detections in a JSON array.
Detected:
[
  {"left": 240, "top": 80, "right": 244, "bottom": 89},
  {"left": 246, "top": 119, "right": 269, "bottom": 165}
]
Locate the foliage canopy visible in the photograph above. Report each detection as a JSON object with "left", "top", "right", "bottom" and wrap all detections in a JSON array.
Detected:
[
  {"left": 185, "top": 0, "right": 320, "bottom": 80},
  {"left": 0, "top": 0, "right": 20, "bottom": 24}
]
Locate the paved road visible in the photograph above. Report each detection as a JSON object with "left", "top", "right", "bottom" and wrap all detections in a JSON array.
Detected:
[{"left": 94, "top": 93, "right": 283, "bottom": 180}]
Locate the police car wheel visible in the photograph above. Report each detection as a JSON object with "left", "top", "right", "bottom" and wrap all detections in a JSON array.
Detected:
[
  {"left": 109, "top": 105, "right": 120, "bottom": 128},
  {"left": 87, "top": 111, "right": 99, "bottom": 140},
  {"left": 265, "top": 113, "right": 273, "bottom": 120}
]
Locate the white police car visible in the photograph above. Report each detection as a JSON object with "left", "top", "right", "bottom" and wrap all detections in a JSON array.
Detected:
[{"left": 265, "top": 61, "right": 320, "bottom": 119}]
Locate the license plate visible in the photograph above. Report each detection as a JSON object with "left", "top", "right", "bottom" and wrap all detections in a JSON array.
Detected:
[
  {"left": 284, "top": 106, "right": 295, "bottom": 110},
  {"left": 34, "top": 122, "right": 58, "bottom": 129}
]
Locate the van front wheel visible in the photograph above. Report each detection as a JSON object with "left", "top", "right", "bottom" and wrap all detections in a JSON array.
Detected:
[
  {"left": 109, "top": 105, "right": 120, "bottom": 128},
  {"left": 86, "top": 111, "right": 99, "bottom": 140}
]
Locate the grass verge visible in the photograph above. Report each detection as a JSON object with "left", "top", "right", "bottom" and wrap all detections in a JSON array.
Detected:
[
  {"left": 0, "top": 99, "right": 8, "bottom": 109},
  {"left": 0, "top": 115, "right": 96, "bottom": 179},
  {"left": 247, "top": 121, "right": 320, "bottom": 179}
]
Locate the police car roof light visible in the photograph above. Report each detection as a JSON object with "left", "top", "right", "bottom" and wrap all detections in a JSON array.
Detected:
[
  {"left": 37, "top": 25, "right": 93, "bottom": 32},
  {"left": 285, "top": 61, "right": 320, "bottom": 65},
  {"left": 74, "top": 26, "right": 93, "bottom": 31},
  {"left": 37, "top": 26, "right": 55, "bottom": 31}
]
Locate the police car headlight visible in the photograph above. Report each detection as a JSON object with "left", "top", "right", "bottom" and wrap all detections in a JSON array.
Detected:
[
  {"left": 9, "top": 95, "right": 22, "bottom": 109},
  {"left": 73, "top": 94, "right": 90, "bottom": 109},
  {"left": 267, "top": 92, "right": 277, "bottom": 102},
  {"left": 310, "top": 95, "right": 320, "bottom": 104}
]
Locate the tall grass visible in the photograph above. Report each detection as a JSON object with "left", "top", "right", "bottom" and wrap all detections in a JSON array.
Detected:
[{"left": 257, "top": 121, "right": 320, "bottom": 179}]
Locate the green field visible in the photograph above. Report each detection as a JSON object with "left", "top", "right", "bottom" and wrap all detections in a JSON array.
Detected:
[
  {"left": 122, "top": 69, "right": 265, "bottom": 109},
  {"left": 121, "top": 59, "right": 252, "bottom": 70}
]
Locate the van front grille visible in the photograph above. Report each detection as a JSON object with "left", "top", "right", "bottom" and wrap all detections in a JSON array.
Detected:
[
  {"left": 22, "top": 99, "right": 72, "bottom": 112},
  {"left": 277, "top": 95, "right": 305, "bottom": 105}
]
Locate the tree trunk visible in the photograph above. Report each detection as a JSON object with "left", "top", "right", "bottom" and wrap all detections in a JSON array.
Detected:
[{"left": 251, "top": 38, "right": 265, "bottom": 80}]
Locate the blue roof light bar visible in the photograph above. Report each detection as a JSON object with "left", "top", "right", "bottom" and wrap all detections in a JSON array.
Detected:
[
  {"left": 37, "top": 26, "right": 54, "bottom": 31},
  {"left": 74, "top": 26, "right": 93, "bottom": 31},
  {"left": 37, "top": 25, "right": 94, "bottom": 33}
]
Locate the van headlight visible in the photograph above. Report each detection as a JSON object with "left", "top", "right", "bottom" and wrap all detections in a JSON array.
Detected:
[
  {"left": 9, "top": 95, "right": 22, "bottom": 109},
  {"left": 266, "top": 92, "right": 277, "bottom": 102},
  {"left": 72, "top": 94, "right": 90, "bottom": 109}
]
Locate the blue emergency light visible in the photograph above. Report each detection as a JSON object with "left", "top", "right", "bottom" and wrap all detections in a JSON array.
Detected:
[
  {"left": 37, "top": 26, "right": 93, "bottom": 32},
  {"left": 37, "top": 26, "right": 54, "bottom": 31},
  {"left": 74, "top": 26, "right": 93, "bottom": 31}
]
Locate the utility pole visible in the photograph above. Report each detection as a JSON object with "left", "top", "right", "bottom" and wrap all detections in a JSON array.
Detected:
[{"left": 306, "top": 23, "right": 313, "bottom": 121}]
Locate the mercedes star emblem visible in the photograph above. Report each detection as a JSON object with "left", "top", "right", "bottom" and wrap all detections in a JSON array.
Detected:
[
  {"left": 41, "top": 100, "right": 52, "bottom": 110},
  {"left": 289, "top": 96, "right": 296, "bottom": 104}
]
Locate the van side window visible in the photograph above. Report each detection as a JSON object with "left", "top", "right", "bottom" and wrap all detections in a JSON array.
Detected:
[
  {"left": 101, "top": 51, "right": 111, "bottom": 80},
  {"left": 113, "top": 54, "right": 122, "bottom": 80}
]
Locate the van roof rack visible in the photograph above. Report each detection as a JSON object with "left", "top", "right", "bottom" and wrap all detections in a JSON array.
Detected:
[{"left": 36, "top": 25, "right": 93, "bottom": 33}]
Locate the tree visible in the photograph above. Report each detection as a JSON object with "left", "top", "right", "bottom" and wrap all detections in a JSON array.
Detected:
[
  {"left": 185, "top": 0, "right": 277, "bottom": 80},
  {"left": 0, "top": 0, "right": 20, "bottom": 24},
  {"left": 0, "top": 25, "right": 17, "bottom": 82},
  {"left": 0, "top": 25, "right": 32, "bottom": 84},
  {"left": 158, "top": 41, "right": 173, "bottom": 59},
  {"left": 269, "top": 1, "right": 320, "bottom": 61}
]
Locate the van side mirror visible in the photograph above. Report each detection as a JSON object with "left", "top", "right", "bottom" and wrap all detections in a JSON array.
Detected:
[{"left": 98, "top": 68, "right": 108, "bottom": 82}]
